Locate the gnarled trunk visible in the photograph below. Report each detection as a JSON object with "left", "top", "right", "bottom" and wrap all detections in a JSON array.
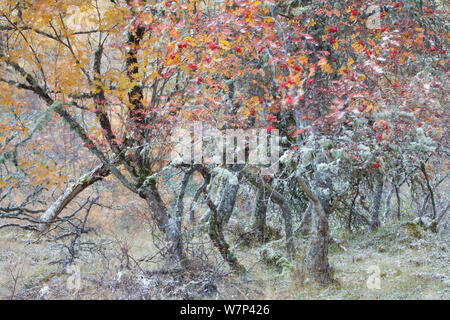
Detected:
[
  {"left": 245, "top": 172, "right": 294, "bottom": 256},
  {"left": 140, "top": 184, "right": 185, "bottom": 266},
  {"left": 210, "top": 168, "right": 246, "bottom": 272},
  {"left": 304, "top": 198, "right": 330, "bottom": 285},
  {"left": 297, "top": 175, "right": 331, "bottom": 285},
  {"left": 205, "top": 178, "right": 245, "bottom": 272}
]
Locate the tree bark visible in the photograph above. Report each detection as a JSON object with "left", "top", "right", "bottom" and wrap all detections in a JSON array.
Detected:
[
  {"left": 304, "top": 196, "right": 330, "bottom": 285},
  {"left": 245, "top": 172, "right": 294, "bottom": 256},
  {"left": 140, "top": 184, "right": 185, "bottom": 266},
  {"left": 348, "top": 192, "right": 359, "bottom": 233},
  {"left": 384, "top": 183, "right": 394, "bottom": 219},
  {"left": 420, "top": 162, "right": 437, "bottom": 220},
  {"left": 39, "top": 163, "right": 110, "bottom": 232},
  {"left": 254, "top": 188, "right": 268, "bottom": 242},
  {"left": 188, "top": 180, "right": 207, "bottom": 223},
  {"left": 369, "top": 173, "right": 384, "bottom": 231},
  {"left": 297, "top": 176, "right": 331, "bottom": 285},
  {"left": 395, "top": 184, "right": 401, "bottom": 220},
  {"left": 204, "top": 183, "right": 245, "bottom": 272},
  {"left": 295, "top": 202, "right": 312, "bottom": 237}
]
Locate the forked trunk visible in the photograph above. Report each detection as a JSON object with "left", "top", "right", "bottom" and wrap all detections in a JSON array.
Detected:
[
  {"left": 207, "top": 175, "right": 246, "bottom": 272},
  {"left": 297, "top": 176, "right": 331, "bottom": 285}
]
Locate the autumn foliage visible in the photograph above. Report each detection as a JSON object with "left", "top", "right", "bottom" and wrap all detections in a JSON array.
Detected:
[{"left": 0, "top": 0, "right": 448, "bottom": 286}]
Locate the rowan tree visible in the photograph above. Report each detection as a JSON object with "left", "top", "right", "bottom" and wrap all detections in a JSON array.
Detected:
[{"left": 0, "top": 0, "right": 448, "bottom": 286}]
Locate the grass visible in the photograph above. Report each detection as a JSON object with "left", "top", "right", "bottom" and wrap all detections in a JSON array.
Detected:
[
  {"left": 0, "top": 216, "right": 448, "bottom": 300},
  {"left": 228, "top": 221, "right": 449, "bottom": 300}
]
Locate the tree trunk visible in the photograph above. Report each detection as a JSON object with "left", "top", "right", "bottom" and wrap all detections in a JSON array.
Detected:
[
  {"left": 348, "top": 192, "right": 359, "bottom": 233},
  {"left": 297, "top": 175, "right": 331, "bottom": 285},
  {"left": 295, "top": 202, "right": 312, "bottom": 237},
  {"left": 384, "top": 183, "right": 394, "bottom": 219},
  {"left": 204, "top": 180, "right": 245, "bottom": 272},
  {"left": 245, "top": 172, "right": 294, "bottom": 256},
  {"left": 39, "top": 164, "right": 109, "bottom": 232},
  {"left": 217, "top": 168, "right": 244, "bottom": 228},
  {"left": 208, "top": 210, "right": 245, "bottom": 272},
  {"left": 370, "top": 173, "right": 384, "bottom": 231},
  {"left": 420, "top": 162, "right": 437, "bottom": 220},
  {"left": 395, "top": 185, "right": 401, "bottom": 220},
  {"left": 140, "top": 184, "right": 185, "bottom": 266},
  {"left": 304, "top": 198, "right": 330, "bottom": 285},
  {"left": 188, "top": 181, "right": 207, "bottom": 223},
  {"left": 279, "top": 200, "right": 294, "bottom": 257},
  {"left": 254, "top": 188, "right": 268, "bottom": 242}
]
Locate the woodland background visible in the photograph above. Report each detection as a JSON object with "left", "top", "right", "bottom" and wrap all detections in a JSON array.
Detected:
[{"left": 0, "top": 0, "right": 448, "bottom": 299}]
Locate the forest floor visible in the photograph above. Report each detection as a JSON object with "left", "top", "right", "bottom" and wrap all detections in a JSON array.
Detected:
[{"left": 0, "top": 218, "right": 448, "bottom": 300}]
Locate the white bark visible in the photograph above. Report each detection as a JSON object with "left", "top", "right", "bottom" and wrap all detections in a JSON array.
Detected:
[{"left": 39, "top": 164, "right": 109, "bottom": 232}]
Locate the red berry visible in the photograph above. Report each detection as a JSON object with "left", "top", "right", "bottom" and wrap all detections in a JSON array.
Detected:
[
  {"left": 429, "top": 46, "right": 438, "bottom": 53},
  {"left": 207, "top": 42, "right": 219, "bottom": 50},
  {"left": 196, "top": 76, "right": 203, "bottom": 84},
  {"left": 329, "top": 26, "right": 338, "bottom": 33},
  {"left": 373, "top": 163, "right": 381, "bottom": 169},
  {"left": 286, "top": 95, "right": 293, "bottom": 105}
]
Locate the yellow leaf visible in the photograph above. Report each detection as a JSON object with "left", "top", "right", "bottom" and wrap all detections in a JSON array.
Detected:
[
  {"left": 219, "top": 39, "right": 230, "bottom": 50},
  {"left": 351, "top": 41, "right": 364, "bottom": 55},
  {"left": 298, "top": 56, "right": 308, "bottom": 65},
  {"left": 347, "top": 57, "right": 354, "bottom": 68}
]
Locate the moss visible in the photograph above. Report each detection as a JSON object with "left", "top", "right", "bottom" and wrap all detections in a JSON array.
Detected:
[{"left": 404, "top": 222, "right": 422, "bottom": 239}]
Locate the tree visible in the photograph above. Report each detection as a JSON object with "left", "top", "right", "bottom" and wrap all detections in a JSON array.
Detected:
[{"left": 0, "top": 0, "right": 447, "bottom": 286}]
